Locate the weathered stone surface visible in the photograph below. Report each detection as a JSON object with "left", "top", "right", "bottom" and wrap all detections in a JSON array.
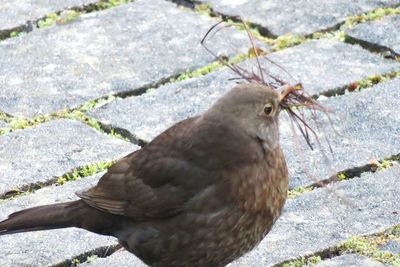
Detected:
[
  {"left": 313, "top": 254, "right": 385, "bottom": 267},
  {"left": 202, "top": 0, "right": 399, "bottom": 36},
  {"left": 89, "top": 70, "right": 236, "bottom": 142},
  {"left": 0, "top": 173, "right": 118, "bottom": 267},
  {"left": 89, "top": 43, "right": 399, "bottom": 188},
  {"left": 0, "top": 0, "right": 98, "bottom": 32},
  {"left": 229, "top": 166, "right": 400, "bottom": 266},
  {"left": 283, "top": 77, "right": 400, "bottom": 188},
  {"left": 0, "top": 119, "right": 137, "bottom": 196},
  {"left": 253, "top": 40, "right": 399, "bottom": 96},
  {"left": 346, "top": 15, "right": 400, "bottom": 56},
  {"left": 81, "top": 249, "right": 146, "bottom": 267},
  {"left": 379, "top": 239, "right": 400, "bottom": 255},
  {"left": 0, "top": 120, "right": 7, "bottom": 128},
  {"left": 0, "top": 0, "right": 261, "bottom": 118}
]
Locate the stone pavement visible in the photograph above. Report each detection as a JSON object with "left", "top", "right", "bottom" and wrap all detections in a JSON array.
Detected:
[{"left": 0, "top": 0, "right": 399, "bottom": 266}]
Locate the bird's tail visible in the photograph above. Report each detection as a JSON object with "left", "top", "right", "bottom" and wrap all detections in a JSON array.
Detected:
[{"left": 0, "top": 200, "right": 84, "bottom": 235}]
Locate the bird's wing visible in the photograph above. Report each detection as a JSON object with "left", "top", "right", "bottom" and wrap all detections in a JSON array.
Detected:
[{"left": 77, "top": 117, "right": 214, "bottom": 221}]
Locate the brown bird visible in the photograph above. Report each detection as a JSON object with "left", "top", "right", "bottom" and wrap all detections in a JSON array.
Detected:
[{"left": 0, "top": 83, "right": 288, "bottom": 267}]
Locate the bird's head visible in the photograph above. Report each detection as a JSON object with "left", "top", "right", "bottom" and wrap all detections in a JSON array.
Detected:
[{"left": 205, "top": 83, "right": 283, "bottom": 151}]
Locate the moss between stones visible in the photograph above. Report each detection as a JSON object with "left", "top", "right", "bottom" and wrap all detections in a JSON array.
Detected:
[
  {"left": 0, "top": 160, "right": 115, "bottom": 203},
  {"left": 337, "top": 226, "right": 400, "bottom": 265},
  {"left": 282, "top": 256, "right": 322, "bottom": 267},
  {"left": 0, "top": 108, "right": 128, "bottom": 142},
  {"left": 3, "top": 0, "right": 133, "bottom": 40},
  {"left": 278, "top": 225, "right": 400, "bottom": 267},
  {"left": 287, "top": 186, "right": 314, "bottom": 199}
]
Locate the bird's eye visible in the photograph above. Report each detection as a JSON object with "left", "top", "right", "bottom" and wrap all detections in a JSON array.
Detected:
[{"left": 263, "top": 103, "right": 274, "bottom": 116}]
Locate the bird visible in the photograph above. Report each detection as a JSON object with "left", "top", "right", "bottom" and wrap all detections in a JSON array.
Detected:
[{"left": 0, "top": 83, "right": 289, "bottom": 267}]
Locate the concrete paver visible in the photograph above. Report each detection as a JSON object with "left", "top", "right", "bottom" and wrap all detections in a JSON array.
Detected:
[
  {"left": 0, "top": 173, "right": 118, "bottom": 267},
  {"left": 0, "top": 0, "right": 259, "bottom": 117},
  {"left": 313, "top": 254, "right": 385, "bottom": 267},
  {"left": 0, "top": 119, "right": 137, "bottom": 196},
  {"left": 200, "top": 0, "right": 399, "bottom": 36},
  {"left": 347, "top": 14, "right": 400, "bottom": 55},
  {"left": 0, "top": 0, "right": 98, "bottom": 32}
]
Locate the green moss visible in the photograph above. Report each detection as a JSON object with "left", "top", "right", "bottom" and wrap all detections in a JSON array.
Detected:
[
  {"left": 195, "top": 3, "right": 212, "bottom": 16},
  {"left": 56, "top": 161, "right": 114, "bottom": 185},
  {"left": 38, "top": 13, "right": 58, "bottom": 28},
  {"left": 56, "top": 10, "right": 80, "bottom": 24},
  {"left": 80, "top": 95, "right": 116, "bottom": 112},
  {"left": 287, "top": 186, "right": 313, "bottom": 199},
  {"left": 343, "top": 8, "right": 400, "bottom": 30},
  {"left": 170, "top": 53, "right": 247, "bottom": 83},
  {"left": 273, "top": 34, "right": 306, "bottom": 50},
  {"left": 337, "top": 172, "right": 347, "bottom": 181},
  {"left": 338, "top": 226, "right": 400, "bottom": 265},
  {"left": 96, "top": 0, "right": 129, "bottom": 9},
  {"left": 282, "top": 256, "right": 322, "bottom": 267},
  {"left": 350, "top": 70, "right": 400, "bottom": 91}
]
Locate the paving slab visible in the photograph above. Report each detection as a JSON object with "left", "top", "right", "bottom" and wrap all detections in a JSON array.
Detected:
[
  {"left": 80, "top": 249, "right": 146, "bottom": 267},
  {"left": 379, "top": 239, "right": 400, "bottom": 255},
  {"left": 313, "top": 254, "right": 385, "bottom": 267},
  {"left": 346, "top": 14, "right": 400, "bottom": 56},
  {"left": 0, "top": 0, "right": 261, "bottom": 118},
  {"left": 243, "top": 40, "right": 398, "bottom": 96},
  {"left": 0, "top": 120, "right": 7, "bottom": 128},
  {"left": 0, "top": 119, "right": 137, "bottom": 196},
  {"left": 0, "top": 0, "right": 98, "bottom": 33},
  {"left": 201, "top": 0, "right": 399, "bottom": 36},
  {"left": 282, "top": 77, "right": 400, "bottom": 188},
  {"left": 76, "top": 166, "right": 400, "bottom": 267},
  {"left": 89, "top": 42, "right": 400, "bottom": 188},
  {"left": 0, "top": 172, "right": 119, "bottom": 267}
]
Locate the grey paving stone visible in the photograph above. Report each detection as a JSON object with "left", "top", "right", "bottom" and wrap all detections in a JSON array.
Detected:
[
  {"left": 80, "top": 249, "right": 146, "bottom": 267},
  {"left": 0, "top": 120, "right": 7, "bottom": 128},
  {"left": 313, "top": 254, "right": 385, "bottom": 267},
  {"left": 0, "top": 0, "right": 264, "bottom": 118},
  {"left": 0, "top": 173, "right": 118, "bottom": 267},
  {"left": 242, "top": 40, "right": 398, "bottom": 96},
  {"left": 229, "top": 166, "right": 400, "bottom": 266},
  {"left": 379, "top": 238, "right": 400, "bottom": 254},
  {"left": 346, "top": 15, "right": 400, "bottom": 56},
  {"left": 202, "top": 0, "right": 399, "bottom": 36},
  {"left": 76, "top": 166, "right": 400, "bottom": 267},
  {"left": 89, "top": 42, "right": 399, "bottom": 188},
  {"left": 0, "top": 119, "right": 137, "bottom": 196},
  {"left": 0, "top": 0, "right": 98, "bottom": 32},
  {"left": 283, "top": 77, "right": 400, "bottom": 188}
]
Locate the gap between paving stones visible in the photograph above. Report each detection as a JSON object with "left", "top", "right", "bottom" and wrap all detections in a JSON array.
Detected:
[
  {"left": 52, "top": 244, "right": 121, "bottom": 267},
  {"left": 0, "top": 160, "right": 115, "bottom": 202},
  {"left": 170, "top": 0, "right": 400, "bottom": 50},
  {"left": 0, "top": 0, "right": 134, "bottom": 41},
  {"left": 277, "top": 224, "right": 400, "bottom": 267},
  {"left": 288, "top": 152, "right": 400, "bottom": 199}
]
